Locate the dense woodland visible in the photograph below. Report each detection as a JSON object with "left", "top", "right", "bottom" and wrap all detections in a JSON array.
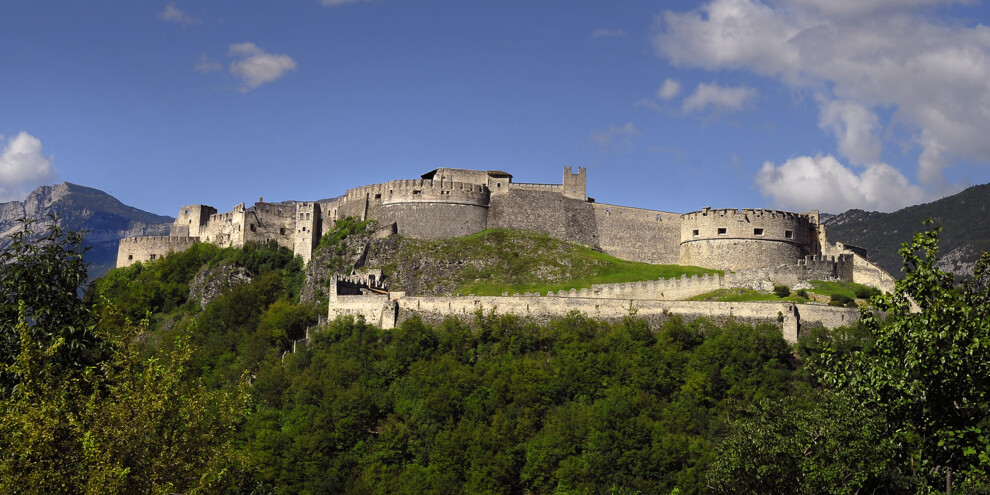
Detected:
[{"left": 1, "top": 218, "right": 989, "bottom": 494}]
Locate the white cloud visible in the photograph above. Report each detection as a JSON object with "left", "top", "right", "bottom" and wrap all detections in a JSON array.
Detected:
[
  {"left": 195, "top": 54, "right": 222, "bottom": 73},
  {"left": 593, "top": 28, "right": 628, "bottom": 38},
  {"left": 818, "top": 98, "right": 882, "bottom": 165},
  {"left": 227, "top": 43, "right": 297, "bottom": 92},
  {"left": 157, "top": 3, "right": 199, "bottom": 26},
  {"left": 682, "top": 82, "right": 756, "bottom": 113},
  {"left": 652, "top": 0, "right": 990, "bottom": 191},
  {"left": 756, "top": 154, "right": 925, "bottom": 213},
  {"left": 658, "top": 79, "right": 681, "bottom": 100},
  {"left": 591, "top": 123, "right": 641, "bottom": 148},
  {"left": 322, "top": 0, "right": 374, "bottom": 6},
  {"left": 0, "top": 132, "right": 57, "bottom": 202}
]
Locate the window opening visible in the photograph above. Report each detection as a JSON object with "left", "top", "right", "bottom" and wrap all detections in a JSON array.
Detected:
[
  {"left": 717, "top": 228, "right": 727, "bottom": 235},
  {"left": 754, "top": 228, "right": 764, "bottom": 236}
]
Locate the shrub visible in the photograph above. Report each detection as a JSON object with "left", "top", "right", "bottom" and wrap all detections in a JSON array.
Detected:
[
  {"left": 854, "top": 286, "right": 880, "bottom": 300},
  {"left": 773, "top": 285, "right": 791, "bottom": 298},
  {"left": 796, "top": 289, "right": 809, "bottom": 299},
  {"left": 829, "top": 294, "right": 856, "bottom": 307}
]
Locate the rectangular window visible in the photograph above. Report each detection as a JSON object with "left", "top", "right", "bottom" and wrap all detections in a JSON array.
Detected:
[
  {"left": 785, "top": 230, "right": 793, "bottom": 239},
  {"left": 375, "top": 193, "right": 381, "bottom": 199},
  {"left": 717, "top": 228, "right": 727, "bottom": 235},
  {"left": 150, "top": 254, "right": 156, "bottom": 260},
  {"left": 754, "top": 228, "right": 764, "bottom": 236},
  {"left": 128, "top": 254, "right": 133, "bottom": 260},
  {"left": 413, "top": 190, "right": 422, "bottom": 195},
  {"left": 692, "top": 229, "right": 699, "bottom": 237}
]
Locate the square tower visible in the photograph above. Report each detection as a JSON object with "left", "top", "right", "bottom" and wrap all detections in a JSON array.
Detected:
[
  {"left": 171, "top": 205, "right": 217, "bottom": 238},
  {"left": 562, "top": 166, "right": 587, "bottom": 201}
]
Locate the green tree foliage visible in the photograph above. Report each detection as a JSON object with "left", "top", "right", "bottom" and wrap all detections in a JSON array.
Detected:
[
  {"left": 0, "top": 219, "right": 104, "bottom": 396},
  {"left": 0, "top": 310, "right": 252, "bottom": 493},
  {"left": 707, "top": 391, "right": 906, "bottom": 494},
  {"left": 0, "top": 221, "right": 253, "bottom": 493},
  {"left": 817, "top": 225, "right": 990, "bottom": 488},
  {"left": 242, "top": 313, "right": 801, "bottom": 493}
]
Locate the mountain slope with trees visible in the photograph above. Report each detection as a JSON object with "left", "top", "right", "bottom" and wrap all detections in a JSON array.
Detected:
[{"left": 824, "top": 183, "right": 990, "bottom": 278}]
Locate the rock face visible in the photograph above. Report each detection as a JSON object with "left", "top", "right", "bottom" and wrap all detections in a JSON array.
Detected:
[
  {"left": 188, "top": 262, "right": 253, "bottom": 307},
  {"left": 0, "top": 182, "right": 174, "bottom": 279}
]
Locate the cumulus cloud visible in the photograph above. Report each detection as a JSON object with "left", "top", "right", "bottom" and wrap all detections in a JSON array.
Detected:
[
  {"left": 756, "top": 154, "right": 925, "bottom": 213},
  {"left": 591, "top": 123, "right": 641, "bottom": 149},
  {"left": 818, "top": 99, "right": 882, "bottom": 165},
  {"left": 593, "top": 28, "right": 628, "bottom": 38},
  {"left": 652, "top": 0, "right": 990, "bottom": 201},
  {"left": 682, "top": 82, "right": 756, "bottom": 113},
  {"left": 658, "top": 79, "right": 681, "bottom": 100},
  {"left": 227, "top": 43, "right": 297, "bottom": 92},
  {"left": 157, "top": 3, "right": 199, "bottom": 26},
  {"left": 0, "top": 132, "right": 57, "bottom": 202}
]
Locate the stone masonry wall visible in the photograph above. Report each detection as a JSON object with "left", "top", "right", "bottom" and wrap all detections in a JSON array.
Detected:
[
  {"left": 117, "top": 236, "right": 198, "bottom": 268},
  {"left": 488, "top": 188, "right": 598, "bottom": 247},
  {"left": 593, "top": 203, "right": 681, "bottom": 264},
  {"left": 680, "top": 208, "right": 817, "bottom": 271}
]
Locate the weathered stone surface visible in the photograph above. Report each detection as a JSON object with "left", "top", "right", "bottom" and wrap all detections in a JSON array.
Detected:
[{"left": 188, "top": 262, "right": 252, "bottom": 307}]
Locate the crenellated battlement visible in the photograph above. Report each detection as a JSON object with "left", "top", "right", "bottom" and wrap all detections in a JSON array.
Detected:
[{"left": 118, "top": 166, "right": 893, "bottom": 296}]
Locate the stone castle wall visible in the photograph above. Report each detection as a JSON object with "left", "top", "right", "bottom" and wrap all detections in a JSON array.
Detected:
[
  {"left": 487, "top": 188, "right": 598, "bottom": 246},
  {"left": 116, "top": 235, "right": 198, "bottom": 267},
  {"left": 593, "top": 204, "right": 682, "bottom": 264},
  {"left": 680, "top": 208, "right": 819, "bottom": 271},
  {"left": 328, "top": 289, "right": 861, "bottom": 343}
]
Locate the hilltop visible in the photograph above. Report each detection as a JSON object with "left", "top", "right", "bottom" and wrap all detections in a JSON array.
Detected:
[
  {"left": 0, "top": 182, "right": 173, "bottom": 279},
  {"left": 823, "top": 183, "right": 990, "bottom": 278}
]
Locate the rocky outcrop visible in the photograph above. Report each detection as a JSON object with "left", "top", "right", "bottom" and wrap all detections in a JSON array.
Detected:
[{"left": 188, "top": 262, "right": 253, "bottom": 307}]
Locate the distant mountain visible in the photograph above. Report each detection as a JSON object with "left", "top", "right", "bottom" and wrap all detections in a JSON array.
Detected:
[
  {"left": 0, "top": 182, "right": 174, "bottom": 280},
  {"left": 824, "top": 183, "right": 990, "bottom": 279}
]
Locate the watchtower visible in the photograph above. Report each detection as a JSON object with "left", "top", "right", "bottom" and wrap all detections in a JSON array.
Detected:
[{"left": 562, "top": 166, "right": 586, "bottom": 201}]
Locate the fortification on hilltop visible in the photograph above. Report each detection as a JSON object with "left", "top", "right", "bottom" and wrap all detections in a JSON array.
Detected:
[
  {"left": 118, "top": 165, "right": 897, "bottom": 340},
  {"left": 117, "top": 165, "right": 894, "bottom": 294}
]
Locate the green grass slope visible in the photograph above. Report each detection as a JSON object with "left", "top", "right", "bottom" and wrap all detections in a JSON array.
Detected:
[{"left": 364, "top": 228, "right": 722, "bottom": 296}]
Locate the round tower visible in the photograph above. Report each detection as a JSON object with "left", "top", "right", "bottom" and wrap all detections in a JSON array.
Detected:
[{"left": 679, "top": 207, "right": 818, "bottom": 271}]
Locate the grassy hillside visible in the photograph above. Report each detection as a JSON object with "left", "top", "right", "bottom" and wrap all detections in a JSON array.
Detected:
[{"left": 361, "top": 228, "right": 722, "bottom": 296}]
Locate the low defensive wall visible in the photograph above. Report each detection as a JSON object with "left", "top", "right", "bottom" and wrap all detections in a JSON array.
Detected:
[{"left": 328, "top": 291, "right": 861, "bottom": 343}]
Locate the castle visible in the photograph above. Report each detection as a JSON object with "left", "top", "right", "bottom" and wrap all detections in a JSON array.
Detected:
[{"left": 118, "top": 167, "right": 895, "bottom": 341}]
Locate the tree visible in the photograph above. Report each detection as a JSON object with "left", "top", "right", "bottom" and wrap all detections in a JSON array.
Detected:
[
  {"left": 707, "top": 391, "right": 905, "bottom": 494},
  {"left": 817, "top": 224, "right": 990, "bottom": 489},
  {"left": 0, "top": 221, "right": 254, "bottom": 493},
  {"left": 1, "top": 218, "right": 106, "bottom": 397}
]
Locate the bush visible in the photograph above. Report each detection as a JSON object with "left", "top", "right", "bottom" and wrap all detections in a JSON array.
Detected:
[
  {"left": 773, "top": 285, "right": 791, "bottom": 298},
  {"left": 829, "top": 294, "right": 856, "bottom": 307},
  {"left": 854, "top": 286, "right": 880, "bottom": 300},
  {"left": 796, "top": 289, "right": 808, "bottom": 299}
]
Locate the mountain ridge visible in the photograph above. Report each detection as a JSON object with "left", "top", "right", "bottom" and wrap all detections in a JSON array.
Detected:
[
  {"left": 823, "top": 183, "right": 990, "bottom": 278},
  {"left": 0, "top": 182, "right": 174, "bottom": 279}
]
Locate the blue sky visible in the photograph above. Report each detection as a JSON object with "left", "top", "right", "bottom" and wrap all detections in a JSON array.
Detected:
[{"left": 4, "top": 0, "right": 990, "bottom": 216}]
